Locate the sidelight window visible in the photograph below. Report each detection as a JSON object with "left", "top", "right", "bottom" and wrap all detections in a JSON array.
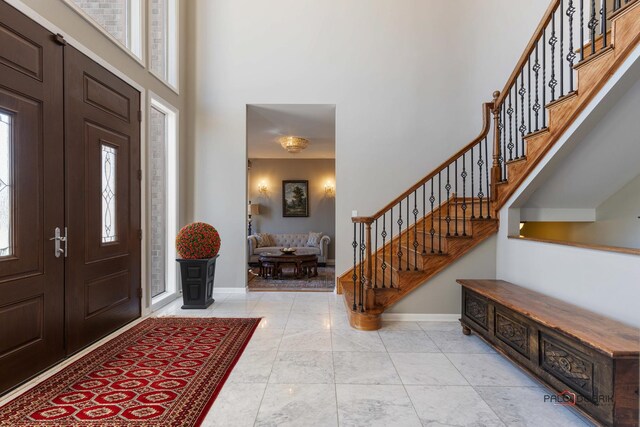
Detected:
[
  {"left": 101, "top": 144, "right": 118, "bottom": 243},
  {"left": 150, "top": 106, "right": 167, "bottom": 297},
  {"left": 149, "top": 95, "right": 178, "bottom": 305},
  {"left": 0, "top": 112, "right": 11, "bottom": 256}
]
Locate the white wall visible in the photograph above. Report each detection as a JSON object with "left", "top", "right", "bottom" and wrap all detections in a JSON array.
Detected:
[
  {"left": 521, "top": 174, "right": 640, "bottom": 249},
  {"left": 497, "top": 209, "right": 640, "bottom": 327},
  {"left": 187, "top": 0, "right": 549, "bottom": 293},
  {"left": 582, "top": 174, "right": 640, "bottom": 248}
]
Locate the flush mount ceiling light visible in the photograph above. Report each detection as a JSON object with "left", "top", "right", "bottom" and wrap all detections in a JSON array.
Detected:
[{"left": 278, "top": 136, "right": 309, "bottom": 154}]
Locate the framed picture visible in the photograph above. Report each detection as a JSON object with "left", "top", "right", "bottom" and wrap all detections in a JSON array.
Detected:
[{"left": 282, "top": 180, "right": 309, "bottom": 217}]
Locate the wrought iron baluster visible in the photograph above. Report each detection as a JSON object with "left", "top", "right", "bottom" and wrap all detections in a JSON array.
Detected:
[
  {"left": 352, "top": 222, "right": 357, "bottom": 310},
  {"left": 422, "top": 184, "right": 426, "bottom": 255},
  {"left": 567, "top": 0, "right": 576, "bottom": 92},
  {"left": 528, "top": 57, "right": 532, "bottom": 134},
  {"left": 446, "top": 165, "right": 451, "bottom": 237},
  {"left": 543, "top": 28, "right": 547, "bottom": 128},
  {"left": 549, "top": 11, "right": 558, "bottom": 101},
  {"left": 485, "top": 136, "right": 491, "bottom": 218},
  {"left": 381, "top": 214, "right": 387, "bottom": 288},
  {"left": 438, "top": 172, "right": 442, "bottom": 253},
  {"left": 455, "top": 159, "right": 459, "bottom": 236},
  {"left": 515, "top": 80, "right": 519, "bottom": 158},
  {"left": 359, "top": 223, "right": 364, "bottom": 312},
  {"left": 478, "top": 142, "right": 484, "bottom": 219},
  {"left": 588, "top": 0, "right": 598, "bottom": 55},
  {"left": 519, "top": 71, "right": 526, "bottom": 155},
  {"left": 397, "top": 201, "right": 403, "bottom": 271},
  {"left": 413, "top": 190, "right": 419, "bottom": 270},
  {"left": 502, "top": 104, "right": 507, "bottom": 179},
  {"left": 507, "top": 92, "right": 514, "bottom": 161},
  {"left": 406, "top": 196, "right": 410, "bottom": 271},
  {"left": 461, "top": 153, "right": 468, "bottom": 236},
  {"left": 534, "top": 43, "right": 541, "bottom": 131},
  {"left": 581, "top": 0, "right": 585, "bottom": 61},
  {"left": 374, "top": 218, "right": 378, "bottom": 288},
  {"left": 560, "top": 0, "right": 564, "bottom": 97},
  {"left": 430, "top": 179, "right": 435, "bottom": 253},
  {"left": 390, "top": 207, "right": 393, "bottom": 287},
  {"left": 471, "top": 147, "right": 475, "bottom": 219},
  {"left": 602, "top": 0, "right": 608, "bottom": 48}
]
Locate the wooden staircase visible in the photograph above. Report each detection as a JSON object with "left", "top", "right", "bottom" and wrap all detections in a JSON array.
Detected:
[{"left": 338, "top": 0, "right": 640, "bottom": 330}]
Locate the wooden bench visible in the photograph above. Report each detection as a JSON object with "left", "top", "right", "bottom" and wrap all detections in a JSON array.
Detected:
[{"left": 457, "top": 279, "right": 639, "bottom": 427}]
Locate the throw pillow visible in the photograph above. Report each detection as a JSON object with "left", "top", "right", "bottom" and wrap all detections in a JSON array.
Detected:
[
  {"left": 255, "top": 233, "right": 275, "bottom": 247},
  {"left": 307, "top": 232, "right": 323, "bottom": 247}
]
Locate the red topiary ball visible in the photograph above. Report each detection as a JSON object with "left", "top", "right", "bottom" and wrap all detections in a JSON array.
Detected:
[{"left": 176, "top": 222, "right": 221, "bottom": 259}]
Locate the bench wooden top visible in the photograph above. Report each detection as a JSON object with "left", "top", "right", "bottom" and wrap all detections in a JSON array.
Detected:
[{"left": 457, "top": 279, "right": 640, "bottom": 358}]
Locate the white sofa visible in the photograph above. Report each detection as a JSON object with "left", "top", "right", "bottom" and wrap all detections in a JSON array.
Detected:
[{"left": 248, "top": 233, "right": 331, "bottom": 264}]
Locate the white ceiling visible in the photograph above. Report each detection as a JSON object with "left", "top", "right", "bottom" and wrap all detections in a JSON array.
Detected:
[
  {"left": 519, "top": 59, "right": 640, "bottom": 210},
  {"left": 247, "top": 104, "right": 336, "bottom": 159}
]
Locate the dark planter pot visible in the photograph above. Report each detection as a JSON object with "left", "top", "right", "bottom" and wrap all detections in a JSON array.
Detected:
[{"left": 176, "top": 255, "right": 219, "bottom": 309}]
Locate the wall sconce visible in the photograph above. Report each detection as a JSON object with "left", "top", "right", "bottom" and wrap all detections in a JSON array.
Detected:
[
  {"left": 324, "top": 181, "right": 335, "bottom": 197},
  {"left": 258, "top": 182, "right": 268, "bottom": 195}
]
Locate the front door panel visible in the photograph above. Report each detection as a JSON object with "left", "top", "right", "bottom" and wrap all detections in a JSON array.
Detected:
[
  {"left": 65, "top": 47, "right": 141, "bottom": 354},
  {"left": 0, "top": 2, "right": 65, "bottom": 393}
]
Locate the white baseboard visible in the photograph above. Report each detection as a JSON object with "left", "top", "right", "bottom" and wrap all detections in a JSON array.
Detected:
[
  {"left": 381, "top": 313, "right": 460, "bottom": 322},
  {"left": 215, "top": 287, "right": 247, "bottom": 294}
]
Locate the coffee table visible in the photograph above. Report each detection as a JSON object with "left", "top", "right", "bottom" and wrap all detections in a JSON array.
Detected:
[{"left": 258, "top": 253, "right": 318, "bottom": 279}]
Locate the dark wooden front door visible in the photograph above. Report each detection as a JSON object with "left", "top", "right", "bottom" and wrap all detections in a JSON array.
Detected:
[
  {"left": 0, "top": 2, "right": 65, "bottom": 392},
  {"left": 64, "top": 47, "right": 142, "bottom": 354}
]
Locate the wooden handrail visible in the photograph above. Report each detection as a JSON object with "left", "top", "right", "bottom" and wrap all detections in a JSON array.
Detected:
[
  {"left": 369, "top": 99, "right": 495, "bottom": 220},
  {"left": 351, "top": 216, "right": 375, "bottom": 224},
  {"left": 495, "top": 0, "right": 561, "bottom": 108}
]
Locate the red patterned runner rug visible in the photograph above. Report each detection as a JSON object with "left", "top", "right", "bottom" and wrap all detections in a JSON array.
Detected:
[{"left": 0, "top": 317, "right": 259, "bottom": 426}]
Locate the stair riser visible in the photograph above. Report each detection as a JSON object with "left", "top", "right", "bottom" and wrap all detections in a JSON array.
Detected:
[
  {"left": 375, "top": 220, "right": 494, "bottom": 269},
  {"left": 378, "top": 251, "right": 428, "bottom": 271}
]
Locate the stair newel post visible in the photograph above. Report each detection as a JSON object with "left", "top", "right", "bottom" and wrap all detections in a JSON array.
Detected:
[
  {"left": 364, "top": 218, "right": 376, "bottom": 311},
  {"left": 490, "top": 91, "right": 502, "bottom": 205}
]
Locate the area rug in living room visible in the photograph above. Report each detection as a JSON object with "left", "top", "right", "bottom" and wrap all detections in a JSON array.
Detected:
[
  {"left": 248, "top": 266, "right": 335, "bottom": 291},
  {"left": 0, "top": 317, "right": 259, "bottom": 426}
]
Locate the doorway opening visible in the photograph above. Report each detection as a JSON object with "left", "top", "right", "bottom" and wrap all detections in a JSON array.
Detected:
[{"left": 246, "top": 105, "right": 336, "bottom": 291}]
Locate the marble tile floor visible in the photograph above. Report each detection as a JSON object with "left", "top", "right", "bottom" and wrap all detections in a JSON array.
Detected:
[{"left": 154, "top": 291, "right": 594, "bottom": 427}]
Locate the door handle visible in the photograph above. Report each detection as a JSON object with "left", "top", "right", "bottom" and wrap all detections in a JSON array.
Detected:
[{"left": 49, "top": 227, "right": 68, "bottom": 258}]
